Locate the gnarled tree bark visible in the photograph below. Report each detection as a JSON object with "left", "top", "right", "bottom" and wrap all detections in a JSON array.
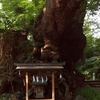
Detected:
[{"left": 33, "top": 0, "right": 87, "bottom": 99}]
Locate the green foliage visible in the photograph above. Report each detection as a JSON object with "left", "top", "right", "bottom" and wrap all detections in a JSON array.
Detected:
[
  {"left": 86, "top": 0, "right": 100, "bottom": 15},
  {"left": 74, "top": 85, "right": 100, "bottom": 100},
  {"left": 83, "top": 15, "right": 100, "bottom": 58},
  {"left": 80, "top": 15, "right": 100, "bottom": 80},
  {"left": 0, "top": 0, "right": 45, "bottom": 30},
  {"left": 0, "top": 0, "right": 45, "bottom": 63},
  {"left": 0, "top": 63, "right": 23, "bottom": 100},
  {"left": 0, "top": 92, "right": 20, "bottom": 100},
  {"left": 77, "top": 56, "right": 100, "bottom": 80},
  {"left": 93, "top": 38, "right": 100, "bottom": 56},
  {"left": 83, "top": 18, "right": 95, "bottom": 58}
]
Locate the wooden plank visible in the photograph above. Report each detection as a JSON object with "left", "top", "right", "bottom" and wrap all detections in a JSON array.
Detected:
[
  {"left": 26, "top": 72, "right": 29, "bottom": 100},
  {"left": 92, "top": 85, "right": 100, "bottom": 87},
  {"left": 15, "top": 63, "right": 64, "bottom": 71},
  {"left": 85, "top": 81, "right": 100, "bottom": 84},
  {"left": 14, "top": 62, "right": 65, "bottom": 66},
  {"left": 16, "top": 66, "right": 64, "bottom": 71},
  {"left": 85, "top": 80, "right": 100, "bottom": 87},
  {"left": 52, "top": 71, "right": 55, "bottom": 100}
]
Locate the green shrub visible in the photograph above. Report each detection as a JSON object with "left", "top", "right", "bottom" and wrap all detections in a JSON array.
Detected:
[
  {"left": 74, "top": 85, "right": 100, "bottom": 100},
  {"left": 77, "top": 56, "right": 100, "bottom": 80}
]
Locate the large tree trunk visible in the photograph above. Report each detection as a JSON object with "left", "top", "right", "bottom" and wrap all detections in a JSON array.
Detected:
[
  {"left": 34, "top": 0, "right": 86, "bottom": 62},
  {"left": 0, "top": 30, "right": 33, "bottom": 65},
  {"left": 33, "top": 0, "right": 87, "bottom": 99}
]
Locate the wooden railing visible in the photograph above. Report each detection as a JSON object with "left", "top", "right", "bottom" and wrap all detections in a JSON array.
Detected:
[{"left": 85, "top": 80, "right": 100, "bottom": 87}]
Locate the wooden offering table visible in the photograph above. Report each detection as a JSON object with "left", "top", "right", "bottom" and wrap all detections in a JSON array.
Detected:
[{"left": 15, "top": 63, "right": 64, "bottom": 100}]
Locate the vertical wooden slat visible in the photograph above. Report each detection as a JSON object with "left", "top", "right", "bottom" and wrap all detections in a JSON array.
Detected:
[
  {"left": 52, "top": 71, "right": 55, "bottom": 100},
  {"left": 26, "top": 72, "right": 28, "bottom": 100}
]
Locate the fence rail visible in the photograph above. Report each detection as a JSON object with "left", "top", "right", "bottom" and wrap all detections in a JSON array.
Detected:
[{"left": 85, "top": 80, "right": 100, "bottom": 87}]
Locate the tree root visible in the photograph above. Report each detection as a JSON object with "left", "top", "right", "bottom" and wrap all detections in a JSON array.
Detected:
[{"left": 58, "top": 78, "right": 73, "bottom": 100}]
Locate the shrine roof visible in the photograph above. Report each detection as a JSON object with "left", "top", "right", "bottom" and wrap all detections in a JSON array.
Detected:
[{"left": 14, "top": 62, "right": 65, "bottom": 71}]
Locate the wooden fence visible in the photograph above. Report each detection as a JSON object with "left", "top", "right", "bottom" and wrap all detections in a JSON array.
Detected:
[{"left": 85, "top": 80, "right": 100, "bottom": 88}]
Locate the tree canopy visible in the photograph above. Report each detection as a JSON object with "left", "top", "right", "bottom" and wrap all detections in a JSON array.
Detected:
[
  {"left": 0, "top": 0, "right": 45, "bottom": 30},
  {"left": 0, "top": 0, "right": 99, "bottom": 31}
]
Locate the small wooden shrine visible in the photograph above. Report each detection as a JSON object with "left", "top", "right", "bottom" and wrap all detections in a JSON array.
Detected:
[{"left": 15, "top": 63, "right": 64, "bottom": 100}]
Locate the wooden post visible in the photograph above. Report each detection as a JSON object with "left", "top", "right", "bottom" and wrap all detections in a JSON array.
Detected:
[
  {"left": 52, "top": 71, "right": 55, "bottom": 100},
  {"left": 26, "top": 72, "right": 29, "bottom": 100}
]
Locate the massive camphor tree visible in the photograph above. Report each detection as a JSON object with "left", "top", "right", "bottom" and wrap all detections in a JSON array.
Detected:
[
  {"left": 32, "top": 0, "right": 86, "bottom": 99},
  {"left": 0, "top": 0, "right": 100, "bottom": 99}
]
